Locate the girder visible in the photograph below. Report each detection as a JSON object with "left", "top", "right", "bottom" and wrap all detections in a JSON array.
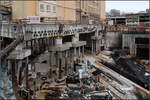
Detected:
[{"left": 0, "top": 24, "right": 103, "bottom": 39}]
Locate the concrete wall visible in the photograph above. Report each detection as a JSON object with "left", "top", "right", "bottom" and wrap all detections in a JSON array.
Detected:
[
  {"left": 122, "top": 33, "right": 150, "bottom": 56},
  {"left": 25, "top": 1, "right": 38, "bottom": 16},
  {"left": 38, "top": 1, "right": 57, "bottom": 18},
  {"left": 105, "top": 32, "right": 122, "bottom": 49},
  {"left": 57, "top": 1, "right": 76, "bottom": 21},
  {"left": 12, "top": 1, "right": 57, "bottom": 20},
  {"left": 12, "top": 1, "right": 39, "bottom": 20},
  {"left": 123, "top": 34, "right": 150, "bottom": 47},
  {"left": 12, "top": 1, "right": 25, "bottom": 20},
  {"left": 12, "top": 1, "right": 105, "bottom": 21},
  {"left": 99, "top": 1, "right": 106, "bottom": 21}
]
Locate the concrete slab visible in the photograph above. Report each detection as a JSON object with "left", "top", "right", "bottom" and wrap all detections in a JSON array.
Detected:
[
  {"left": 48, "top": 44, "right": 70, "bottom": 52},
  {"left": 35, "top": 63, "right": 50, "bottom": 73},
  {"left": 7, "top": 49, "right": 31, "bottom": 60},
  {"left": 91, "top": 36, "right": 102, "bottom": 40},
  {"left": 72, "top": 41, "right": 86, "bottom": 48}
]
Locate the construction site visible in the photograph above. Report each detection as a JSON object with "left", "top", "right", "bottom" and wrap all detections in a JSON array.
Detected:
[{"left": 0, "top": 1, "right": 150, "bottom": 100}]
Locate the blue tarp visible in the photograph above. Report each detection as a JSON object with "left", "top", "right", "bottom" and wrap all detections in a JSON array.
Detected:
[{"left": 0, "top": 58, "right": 16, "bottom": 99}]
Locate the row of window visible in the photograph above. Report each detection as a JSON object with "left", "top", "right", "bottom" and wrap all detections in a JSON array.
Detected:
[
  {"left": 40, "top": 4, "right": 56, "bottom": 13},
  {"left": 88, "top": 6, "right": 99, "bottom": 14}
]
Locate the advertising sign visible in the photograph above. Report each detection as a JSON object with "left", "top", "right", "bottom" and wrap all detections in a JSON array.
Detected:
[{"left": 27, "top": 16, "right": 40, "bottom": 24}]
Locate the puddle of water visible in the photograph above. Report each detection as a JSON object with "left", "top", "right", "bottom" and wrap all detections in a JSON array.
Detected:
[{"left": 0, "top": 58, "right": 16, "bottom": 99}]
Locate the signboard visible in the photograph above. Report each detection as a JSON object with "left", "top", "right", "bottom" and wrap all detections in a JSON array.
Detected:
[
  {"left": 27, "top": 16, "right": 40, "bottom": 24},
  {"left": 89, "top": 20, "right": 93, "bottom": 24},
  {"left": 108, "top": 20, "right": 113, "bottom": 25}
]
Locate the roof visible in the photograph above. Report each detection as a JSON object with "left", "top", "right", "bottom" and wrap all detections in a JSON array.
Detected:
[
  {"left": 125, "top": 12, "right": 150, "bottom": 16},
  {"left": 107, "top": 16, "right": 126, "bottom": 19}
]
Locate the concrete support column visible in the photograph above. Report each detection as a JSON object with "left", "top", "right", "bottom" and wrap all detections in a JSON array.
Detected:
[
  {"left": 99, "top": 40, "right": 101, "bottom": 52},
  {"left": 78, "top": 47, "right": 81, "bottom": 63},
  {"left": 55, "top": 36, "right": 62, "bottom": 45},
  {"left": 96, "top": 40, "right": 100, "bottom": 54},
  {"left": 93, "top": 40, "right": 96, "bottom": 54},
  {"left": 43, "top": 38, "right": 46, "bottom": 50},
  {"left": 48, "top": 37, "right": 51, "bottom": 46},
  {"left": 31, "top": 40, "right": 33, "bottom": 54},
  {"left": 18, "top": 61, "right": 23, "bottom": 86},
  {"left": 0, "top": 57, "right": 1, "bottom": 69},
  {"left": 56, "top": 52, "right": 59, "bottom": 78},
  {"left": 53, "top": 37, "right": 55, "bottom": 45},
  {"left": 33, "top": 39, "right": 35, "bottom": 50},
  {"left": 3, "top": 56, "right": 7, "bottom": 67},
  {"left": 40, "top": 38, "right": 43, "bottom": 52},
  {"left": 8, "top": 60, "right": 11, "bottom": 75},
  {"left": 26, "top": 41, "right": 28, "bottom": 48},
  {"left": 49, "top": 51, "right": 52, "bottom": 67},
  {"left": 58, "top": 52, "right": 62, "bottom": 79},
  {"left": 95, "top": 40, "right": 96, "bottom": 54},
  {"left": 40, "top": 38, "right": 42, "bottom": 51},
  {"left": 25, "top": 58, "right": 29, "bottom": 89},
  {"left": 15, "top": 60, "right": 18, "bottom": 77},
  {"left": 82, "top": 46, "right": 84, "bottom": 57},
  {"left": 92, "top": 40, "right": 94, "bottom": 54},
  {"left": 17, "top": 60, "right": 22, "bottom": 83},
  {"left": 11, "top": 60, "right": 16, "bottom": 85},
  {"left": 74, "top": 47, "right": 77, "bottom": 61},
  {"left": 70, "top": 48, "right": 73, "bottom": 74},
  {"left": 95, "top": 40, "right": 97, "bottom": 54},
  {"left": 49, "top": 51, "right": 53, "bottom": 79},
  {"left": 38, "top": 39, "right": 41, "bottom": 53},
  {"left": 79, "top": 47, "right": 81, "bottom": 57},
  {"left": 0, "top": 39, "right": 1, "bottom": 65},
  {"left": 46, "top": 38, "right": 49, "bottom": 49},
  {"left": 33, "top": 39, "right": 36, "bottom": 55},
  {"left": 65, "top": 51, "right": 68, "bottom": 75}
]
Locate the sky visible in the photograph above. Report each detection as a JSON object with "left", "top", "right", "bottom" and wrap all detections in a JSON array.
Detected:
[{"left": 106, "top": 0, "right": 149, "bottom": 13}]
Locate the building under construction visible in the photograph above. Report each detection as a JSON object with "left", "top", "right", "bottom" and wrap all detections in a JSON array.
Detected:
[{"left": 0, "top": 1, "right": 150, "bottom": 100}]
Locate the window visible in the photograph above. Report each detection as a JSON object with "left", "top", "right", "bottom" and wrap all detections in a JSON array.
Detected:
[
  {"left": 40, "top": 4, "right": 44, "bottom": 12},
  {"left": 46, "top": 5, "right": 51, "bottom": 12},
  {"left": 82, "top": 0, "right": 86, "bottom": 9},
  {"left": 53, "top": 6, "right": 56, "bottom": 13}
]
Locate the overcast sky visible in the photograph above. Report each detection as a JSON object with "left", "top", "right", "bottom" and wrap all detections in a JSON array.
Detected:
[{"left": 106, "top": 0, "right": 149, "bottom": 13}]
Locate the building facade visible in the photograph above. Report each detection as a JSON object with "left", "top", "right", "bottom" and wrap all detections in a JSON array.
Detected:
[
  {"left": 76, "top": 0, "right": 106, "bottom": 23},
  {"left": 126, "top": 13, "right": 150, "bottom": 26},
  {"left": 11, "top": 0, "right": 105, "bottom": 23},
  {"left": 0, "top": 0, "right": 12, "bottom": 22},
  {"left": 12, "top": 1, "right": 57, "bottom": 23}
]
